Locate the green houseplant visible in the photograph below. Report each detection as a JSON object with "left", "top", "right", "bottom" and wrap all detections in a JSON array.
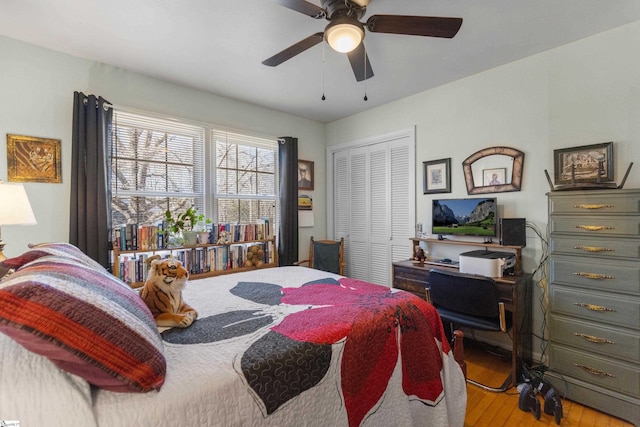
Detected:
[{"left": 165, "top": 207, "right": 211, "bottom": 246}]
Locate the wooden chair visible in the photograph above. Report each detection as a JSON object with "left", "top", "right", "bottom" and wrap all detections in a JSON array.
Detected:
[
  {"left": 295, "top": 237, "right": 346, "bottom": 276},
  {"left": 427, "top": 268, "right": 513, "bottom": 392}
]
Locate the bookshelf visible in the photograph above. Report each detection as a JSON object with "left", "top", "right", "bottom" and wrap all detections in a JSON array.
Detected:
[{"left": 111, "top": 238, "right": 278, "bottom": 288}]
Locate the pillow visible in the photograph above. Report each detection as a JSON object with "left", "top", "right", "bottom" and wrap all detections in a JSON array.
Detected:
[
  {"left": 36, "top": 241, "right": 107, "bottom": 270},
  {"left": 0, "top": 255, "right": 166, "bottom": 392},
  {"left": 0, "top": 333, "right": 97, "bottom": 427},
  {"left": 0, "top": 242, "right": 106, "bottom": 273}
]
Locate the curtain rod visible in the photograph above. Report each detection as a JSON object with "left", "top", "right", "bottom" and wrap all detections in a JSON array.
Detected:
[{"left": 82, "top": 96, "right": 112, "bottom": 111}]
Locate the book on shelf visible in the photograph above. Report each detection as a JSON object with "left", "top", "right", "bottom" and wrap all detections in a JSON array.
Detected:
[{"left": 112, "top": 220, "right": 274, "bottom": 252}]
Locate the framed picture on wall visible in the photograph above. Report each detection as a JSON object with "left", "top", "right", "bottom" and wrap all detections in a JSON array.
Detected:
[
  {"left": 553, "top": 142, "right": 613, "bottom": 184},
  {"left": 298, "top": 159, "right": 314, "bottom": 190},
  {"left": 423, "top": 158, "right": 451, "bottom": 194},
  {"left": 6, "top": 134, "right": 62, "bottom": 183},
  {"left": 483, "top": 168, "right": 506, "bottom": 186}
]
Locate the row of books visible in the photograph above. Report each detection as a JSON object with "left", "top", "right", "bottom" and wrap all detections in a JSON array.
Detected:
[
  {"left": 114, "top": 241, "right": 276, "bottom": 284},
  {"left": 112, "top": 219, "right": 273, "bottom": 251}
]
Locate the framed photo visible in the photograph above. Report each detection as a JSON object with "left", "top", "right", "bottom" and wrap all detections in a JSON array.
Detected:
[
  {"left": 423, "top": 158, "right": 451, "bottom": 194},
  {"left": 554, "top": 142, "right": 613, "bottom": 184},
  {"left": 6, "top": 134, "right": 62, "bottom": 183},
  {"left": 483, "top": 168, "right": 506, "bottom": 186},
  {"left": 298, "top": 159, "right": 314, "bottom": 191}
]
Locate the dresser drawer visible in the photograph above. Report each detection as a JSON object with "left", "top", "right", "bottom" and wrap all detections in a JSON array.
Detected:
[
  {"left": 549, "top": 286, "right": 640, "bottom": 329},
  {"left": 549, "top": 236, "right": 640, "bottom": 260},
  {"left": 549, "top": 216, "right": 640, "bottom": 237},
  {"left": 550, "top": 315, "right": 640, "bottom": 363},
  {"left": 549, "top": 257, "right": 640, "bottom": 295},
  {"left": 550, "top": 345, "right": 640, "bottom": 397},
  {"left": 549, "top": 191, "right": 640, "bottom": 215}
]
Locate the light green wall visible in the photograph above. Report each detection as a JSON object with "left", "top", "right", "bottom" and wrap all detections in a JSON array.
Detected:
[{"left": 0, "top": 36, "right": 326, "bottom": 260}]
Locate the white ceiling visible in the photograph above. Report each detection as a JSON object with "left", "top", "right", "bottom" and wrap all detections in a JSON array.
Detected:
[{"left": 2, "top": 0, "right": 640, "bottom": 123}]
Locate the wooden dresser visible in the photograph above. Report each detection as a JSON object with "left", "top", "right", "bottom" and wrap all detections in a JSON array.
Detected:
[{"left": 546, "top": 189, "right": 640, "bottom": 426}]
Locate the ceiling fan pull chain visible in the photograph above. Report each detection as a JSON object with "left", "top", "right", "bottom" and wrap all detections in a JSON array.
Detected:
[
  {"left": 363, "top": 44, "right": 368, "bottom": 101},
  {"left": 322, "top": 44, "right": 326, "bottom": 101}
]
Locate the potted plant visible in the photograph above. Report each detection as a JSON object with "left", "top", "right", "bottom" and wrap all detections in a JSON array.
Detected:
[
  {"left": 165, "top": 207, "right": 211, "bottom": 247},
  {"left": 194, "top": 213, "right": 213, "bottom": 244}
]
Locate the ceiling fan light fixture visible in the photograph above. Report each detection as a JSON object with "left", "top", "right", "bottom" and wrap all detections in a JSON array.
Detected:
[{"left": 325, "top": 20, "right": 364, "bottom": 53}]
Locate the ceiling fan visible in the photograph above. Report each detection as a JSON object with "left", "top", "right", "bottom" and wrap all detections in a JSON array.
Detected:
[{"left": 262, "top": 0, "right": 463, "bottom": 81}]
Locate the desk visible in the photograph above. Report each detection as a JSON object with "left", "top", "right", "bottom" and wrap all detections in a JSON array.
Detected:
[{"left": 392, "top": 260, "right": 532, "bottom": 387}]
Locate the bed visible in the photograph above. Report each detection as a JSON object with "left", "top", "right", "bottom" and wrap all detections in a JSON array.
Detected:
[{"left": 0, "top": 243, "right": 466, "bottom": 427}]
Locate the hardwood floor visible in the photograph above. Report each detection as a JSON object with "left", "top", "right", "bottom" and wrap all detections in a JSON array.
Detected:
[{"left": 462, "top": 342, "right": 634, "bottom": 427}]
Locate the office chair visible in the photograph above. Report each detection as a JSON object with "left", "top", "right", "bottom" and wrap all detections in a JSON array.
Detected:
[
  {"left": 295, "top": 237, "right": 346, "bottom": 276},
  {"left": 427, "top": 268, "right": 513, "bottom": 392}
]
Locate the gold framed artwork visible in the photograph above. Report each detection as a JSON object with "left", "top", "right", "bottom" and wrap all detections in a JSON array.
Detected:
[{"left": 6, "top": 134, "right": 62, "bottom": 183}]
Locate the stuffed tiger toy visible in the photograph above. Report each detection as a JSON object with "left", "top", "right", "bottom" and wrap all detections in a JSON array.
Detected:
[{"left": 140, "top": 256, "right": 198, "bottom": 328}]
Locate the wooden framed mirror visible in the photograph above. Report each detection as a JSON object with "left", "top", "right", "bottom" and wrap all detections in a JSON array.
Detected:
[{"left": 462, "top": 146, "right": 525, "bottom": 194}]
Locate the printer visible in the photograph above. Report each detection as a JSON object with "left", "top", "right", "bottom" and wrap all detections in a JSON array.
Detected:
[{"left": 458, "top": 250, "right": 516, "bottom": 278}]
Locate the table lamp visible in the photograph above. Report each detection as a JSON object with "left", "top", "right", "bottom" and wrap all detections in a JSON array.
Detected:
[{"left": 0, "top": 181, "right": 37, "bottom": 261}]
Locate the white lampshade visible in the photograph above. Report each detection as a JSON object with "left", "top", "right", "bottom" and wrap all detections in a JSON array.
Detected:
[
  {"left": 325, "top": 21, "right": 364, "bottom": 53},
  {"left": 0, "top": 181, "right": 37, "bottom": 260},
  {"left": 0, "top": 182, "right": 37, "bottom": 226}
]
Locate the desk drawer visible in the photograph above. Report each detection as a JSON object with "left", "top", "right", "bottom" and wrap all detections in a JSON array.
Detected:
[
  {"left": 549, "top": 257, "right": 640, "bottom": 295},
  {"left": 393, "top": 265, "right": 429, "bottom": 285},
  {"left": 549, "top": 193, "right": 640, "bottom": 215},
  {"left": 549, "top": 286, "right": 640, "bottom": 329},
  {"left": 394, "top": 277, "right": 428, "bottom": 298},
  {"left": 550, "top": 315, "right": 640, "bottom": 363},
  {"left": 550, "top": 236, "right": 640, "bottom": 260},
  {"left": 549, "top": 216, "right": 640, "bottom": 237},
  {"left": 550, "top": 345, "right": 640, "bottom": 397}
]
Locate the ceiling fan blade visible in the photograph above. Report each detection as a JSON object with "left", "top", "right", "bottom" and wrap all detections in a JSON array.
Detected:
[
  {"left": 347, "top": 43, "right": 374, "bottom": 82},
  {"left": 366, "top": 15, "right": 463, "bottom": 38},
  {"left": 276, "top": 0, "right": 326, "bottom": 19},
  {"left": 262, "top": 33, "right": 324, "bottom": 67}
]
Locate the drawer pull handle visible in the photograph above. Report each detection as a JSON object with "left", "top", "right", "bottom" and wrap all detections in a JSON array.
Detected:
[
  {"left": 573, "top": 246, "right": 614, "bottom": 253},
  {"left": 575, "top": 225, "right": 614, "bottom": 232},
  {"left": 573, "top": 333, "right": 615, "bottom": 344},
  {"left": 573, "top": 204, "right": 614, "bottom": 210},
  {"left": 574, "top": 303, "right": 616, "bottom": 312},
  {"left": 574, "top": 364, "right": 616, "bottom": 378},
  {"left": 574, "top": 272, "right": 615, "bottom": 280}
]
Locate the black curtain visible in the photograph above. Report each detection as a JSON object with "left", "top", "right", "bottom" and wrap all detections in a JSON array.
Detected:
[
  {"left": 278, "top": 137, "right": 298, "bottom": 266},
  {"left": 70, "top": 92, "right": 113, "bottom": 268}
]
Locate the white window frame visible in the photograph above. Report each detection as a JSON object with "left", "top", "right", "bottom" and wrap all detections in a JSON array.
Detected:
[{"left": 110, "top": 107, "right": 279, "bottom": 232}]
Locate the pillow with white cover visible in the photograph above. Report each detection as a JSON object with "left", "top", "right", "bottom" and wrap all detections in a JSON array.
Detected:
[
  {"left": 0, "top": 332, "right": 97, "bottom": 427},
  {"left": 0, "top": 253, "right": 166, "bottom": 393},
  {"left": 0, "top": 241, "right": 106, "bottom": 272}
]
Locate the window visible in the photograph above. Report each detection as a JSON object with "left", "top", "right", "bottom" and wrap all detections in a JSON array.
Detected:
[
  {"left": 110, "top": 110, "right": 278, "bottom": 234},
  {"left": 213, "top": 130, "right": 278, "bottom": 224},
  {"left": 110, "top": 111, "right": 205, "bottom": 228}
]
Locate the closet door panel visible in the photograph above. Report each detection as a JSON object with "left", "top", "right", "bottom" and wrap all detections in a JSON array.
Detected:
[
  {"left": 349, "top": 147, "right": 370, "bottom": 282},
  {"left": 369, "top": 146, "right": 390, "bottom": 285},
  {"left": 390, "top": 142, "right": 413, "bottom": 264},
  {"left": 333, "top": 150, "right": 350, "bottom": 274}
]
